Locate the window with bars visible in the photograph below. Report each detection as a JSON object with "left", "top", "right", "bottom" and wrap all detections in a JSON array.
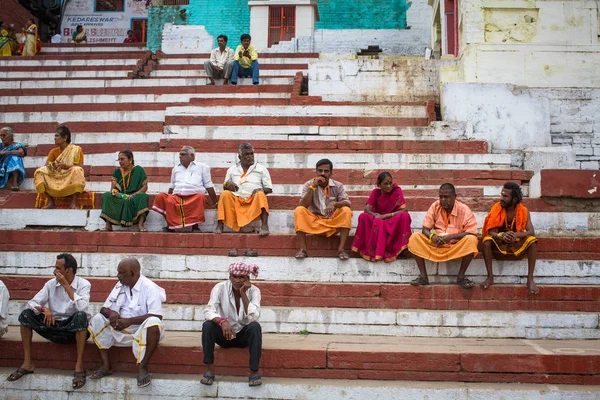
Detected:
[
  {"left": 96, "top": 0, "right": 125, "bottom": 12},
  {"left": 268, "top": 6, "right": 296, "bottom": 47}
]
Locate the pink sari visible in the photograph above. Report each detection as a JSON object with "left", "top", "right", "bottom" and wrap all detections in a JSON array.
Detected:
[{"left": 351, "top": 183, "right": 412, "bottom": 262}]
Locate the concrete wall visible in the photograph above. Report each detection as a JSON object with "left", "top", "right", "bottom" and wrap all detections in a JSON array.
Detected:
[
  {"left": 187, "top": 0, "right": 250, "bottom": 49},
  {"left": 315, "top": 0, "right": 410, "bottom": 29},
  {"left": 147, "top": 5, "right": 190, "bottom": 52}
]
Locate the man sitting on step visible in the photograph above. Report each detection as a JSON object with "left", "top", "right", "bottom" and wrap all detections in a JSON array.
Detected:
[
  {"left": 231, "top": 33, "right": 260, "bottom": 85},
  {"left": 88, "top": 257, "right": 166, "bottom": 388},
  {"left": 204, "top": 34, "right": 234, "bottom": 85},
  {"left": 294, "top": 159, "right": 353, "bottom": 260},
  {"left": 408, "top": 183, "right": 479, "bottom": 288},
  {"left": 481, "top": 182, "right": 539, "bottom": 294},
  {"left": 152, "top": 146, "right": 218, "bottom": 232},
  {"left": 6, "top": 253, "right": 91, "bottom": 390},
  {"left": 216, "top": 142, "right": 272, "bottom": 256},
  {"left": 201, "top": 262, "right": 262, "bottom": 387}
]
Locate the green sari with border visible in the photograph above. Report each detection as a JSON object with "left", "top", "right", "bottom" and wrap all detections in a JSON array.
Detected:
[{"left": 100, "top": 165, "right": 149, "bottom": 226}]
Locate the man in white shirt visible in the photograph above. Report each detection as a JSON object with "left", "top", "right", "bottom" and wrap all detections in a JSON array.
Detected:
[
  {"left": 216, "top": 143, "right": 272, "bottom": 255},
  {"left": 0, "top": 279, "right": 10, "bottom": 338},
  {"left": 201, "top": 262, "right": 262, "bottom": 387},
  {"left": 204, "top": 34, "right": 234, "bottom": 85},
  {"left": 88, "top": 257, "right": 166, "bottom": 388},
  {"left": 6, "top": 254, "right": 91, "bottom": 390},
  {"left": 152, "top": 146, "right": 218, "bottom": 231}
]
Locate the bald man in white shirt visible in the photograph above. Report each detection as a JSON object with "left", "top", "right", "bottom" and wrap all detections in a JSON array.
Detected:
[
  {"left": 152, "top": 146, "right": 218, "bottom": 231},
  {"left": 6, "top": 253, "right": 91, "bottom": 390}
]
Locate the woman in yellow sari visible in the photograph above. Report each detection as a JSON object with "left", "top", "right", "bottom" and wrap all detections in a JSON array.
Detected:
[
  {"left": 34, "top": 126, "right": 86, "bottom": 209},
  {"left": 0, "top": 20, "right": 12, "bottom": 56},
  {"left": 72, "top": 25, "right": 87, "bottom": 44},
  {"left": 22, "top": 18, "right": 38, "bottom": 56}
]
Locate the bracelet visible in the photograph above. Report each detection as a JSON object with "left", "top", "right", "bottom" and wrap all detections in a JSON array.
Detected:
[
  {"left": 39, "top": 306, "right": 46, "bottom": 313},
  {"left": 217, "top": 317, "right": 228, "bottom": 326},
  {"left": 428, "top": 231, "right": 436, "bottom": 241},
  {"left": 497, "top": 232, "right": 504, "bottom": 239},
  {"left": 309, "top": 186, "right": 316, "bottom": 191}
]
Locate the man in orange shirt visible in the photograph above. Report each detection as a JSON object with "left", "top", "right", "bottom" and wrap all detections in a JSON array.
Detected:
[
  {"left": 480, "top": 182, "right": 539, "bottom": 294},
  {"left": 408, "top": 183, "right": 479, "bottom": 288}
]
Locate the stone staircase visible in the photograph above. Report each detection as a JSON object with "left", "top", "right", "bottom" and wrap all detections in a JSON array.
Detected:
[{"left": 0, "top": 44, "right": 598, "bottom": 399}]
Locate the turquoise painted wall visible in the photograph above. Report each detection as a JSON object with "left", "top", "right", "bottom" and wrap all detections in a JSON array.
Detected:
[
  {"left": 147, "top": 0, "right": 410, "bottom": 51},
  {"left": 187, "top": 0, "right": 250, "bottom": 48},
  {"left": 316, "top": 0, "right": 410, "bottom": 30},
  {"left": 147, "top": 5, "right": 190, "bottom": 52}
]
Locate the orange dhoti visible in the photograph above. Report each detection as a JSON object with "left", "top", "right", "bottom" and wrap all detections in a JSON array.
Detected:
[
  {"left": 294, "top": 206, "right": 352, "bottom": 237},
  {"left": 408, "top": 233, "right": 479, "bottom": 262},
  {"left": 482, "top": 235, "right": 537, "bottom": 258},
  {"left": 217, "top": 190, "right": 269, "bottom": 231},
  {"left": 152, "top": 192, "right": 207, "bottom": 230}
]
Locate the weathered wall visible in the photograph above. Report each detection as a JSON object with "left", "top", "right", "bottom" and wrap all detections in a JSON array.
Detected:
[
  {"left": 147, "top": 5, "right": 189, "bottom": 52},
  {"left": 187, "top": 0, "right": 250, "bottom": 49},
  {"left": 315, "top": 0, "right": 410, "bottom": 29}
]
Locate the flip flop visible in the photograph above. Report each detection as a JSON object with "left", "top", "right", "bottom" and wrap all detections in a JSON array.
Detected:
[
  {"left": 248, "top": 375, "right": 262, "bottom": 387},
  {"left": 244, "top": 248, "right": 259, "bottom": 257},
  {"left": 457, "top": 277, "right": 475, "bottom": 289},
  {"left": 137, "top": 373, "right": 152, "bottom": 388},
  {"left": 6, "top": 367, "right": 34, "bottom": 381},
  {"left": 89, "top": 369, "right": 112, "bottom": 380},
  {"left": 72, "top": 370, "right": 86, "bottom": 390},
  {"left": 295, "top": 249, "right": 308, "bottom": 259},
  {"left": 228, "top": 248, "right": 239, "bottom": 257},
  {"left": 338, "top": 251, "right": 350, "bottom": 261},
  {"left": 200, "top": 373, "right": 215, "bottom": 386},
  {"left": 410, "top": 277, "right": 429, "bottom": 286}
]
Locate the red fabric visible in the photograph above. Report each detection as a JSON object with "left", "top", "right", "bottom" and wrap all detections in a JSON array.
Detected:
[
  {"left": 228, "top": 262, "right": 259, "bottom": 278},
  {"left": 151, "top": 192, "right": 206, "bottom": 230},
  {"left": 351, "top": 184, "right": 412, "bottom": 262}
]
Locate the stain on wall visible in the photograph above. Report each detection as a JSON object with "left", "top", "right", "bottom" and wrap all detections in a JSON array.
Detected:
[{"left": 484, "top": 8, "right": 539, "bottom": 43}]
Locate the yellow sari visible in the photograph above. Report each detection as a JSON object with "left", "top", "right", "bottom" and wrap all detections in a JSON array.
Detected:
[
  {"left": 22, "top": 24, "right": 37, "bottom": 56},
  {"left": 34, "top": 144, "right": 86, "bottom": 197},
  {"left": 0, "top": 28, "right": 11, "bottom": 56}
]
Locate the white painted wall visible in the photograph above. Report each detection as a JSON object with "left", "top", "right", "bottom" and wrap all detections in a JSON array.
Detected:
[
  {"left": 249, "top": 6, "right": 269, "bottom": 50},
  {"left": 161, "top": 24, "right": 214, "bottom": 54}
]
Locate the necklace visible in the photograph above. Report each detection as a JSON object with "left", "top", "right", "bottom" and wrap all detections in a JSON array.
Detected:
[{"left": 121, "top": 167, "right": 132, "bottom": 191}]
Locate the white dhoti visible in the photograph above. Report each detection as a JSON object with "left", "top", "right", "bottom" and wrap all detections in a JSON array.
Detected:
[{"left": 88, "top": 314, "right": 165, "bottom": 363}]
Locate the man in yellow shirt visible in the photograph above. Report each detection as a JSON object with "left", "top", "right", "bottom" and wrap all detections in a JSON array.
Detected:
[{"left": 231, "top": 33, "right": 259, "bottom": 85}]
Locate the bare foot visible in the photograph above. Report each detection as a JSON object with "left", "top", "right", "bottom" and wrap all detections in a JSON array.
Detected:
[
  {"left": 215, "top": 222, "right": 223, "bottom": 234},
  {"left": 42, "top": 201, "right": 56, "bottom": 209},
  {"left": 259, "top": 226, "right": 269, "bottom": 236},
  {"left": 480, "top": 277, "right": 494, "bottom": 289},
  {"left": 527, "top": 280, "right": 540, "bottom": 295}
]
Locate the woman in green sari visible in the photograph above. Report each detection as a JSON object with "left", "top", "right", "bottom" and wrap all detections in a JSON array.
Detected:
[{"left": 100, "top": 150, "right": 149, "bottom": 231}]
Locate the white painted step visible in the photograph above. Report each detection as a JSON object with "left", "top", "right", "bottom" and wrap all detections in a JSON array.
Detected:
[
  {"left": 40, "top": 46, "right": 146, "bottom": 53},
  {"left": 0, "top": 77, "right": 294, "bottom": 90},
  {"left": 158, "top": 57, "right": 316, "bottom": 65},
  {"left": 0, "top": 209, "right": 591, "bottom": 237},
  {"left": 150, "top": 69, "right": 306, "bottom": 78},
  {"left": 0, "top": 70, "right": 131, "bottom": 79},
  {"left": 1, "top": 110, "right": 164, "bottom": 124},
  {"left": 7, "top": 301, "right": 598, "bottom": 339},
  {"left": 17, "top": 132, "right": 164, "bottom": 145},
  {"left": 166, "top": 104, "right": 427, "bottom": 118},
  {"left": 0, "top": 59, "right": 140, "bottom": 67},
  {"left": 0, "top": 92, "right": 289, "bottom": 106},
  {"left": 24, "top": 152, "right": 513, "bottom": 170},
  {"left": 1, "top": 252, "right": 598, "bottom": 285},
  {"left": 1, "top": 369, "right": 597, "bottom": 400}
]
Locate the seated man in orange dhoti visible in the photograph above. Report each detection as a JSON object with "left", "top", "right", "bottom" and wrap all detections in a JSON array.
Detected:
[
  {"left": 216, "top": 143, "right": 272, "bottom": 255},
  {"left": 152, "top": 146, "right": 218, "bottom": 231},
  {"left": 481, "top": 182, "right": 539, "bottom": 294},
  {"left": 408, "top": 183, "right": 479, "bottom": 288},
  {"left": 294, "top": 159, "right": 352, "bottom": 260}
]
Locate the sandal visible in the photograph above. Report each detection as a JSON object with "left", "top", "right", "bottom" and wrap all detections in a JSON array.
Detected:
[
  {"left": 244, "top": 248, "right": 258, "bottom": 257},
  {"left": 248, "top": 375, "right": 262, "bottom": 387},
  {"left": 410, "top": 277, "right": 429, "bottom": 286},
  {"left": 72, "top": 370, "right": 86, "bottom": 390},
  {"left": 295, "top": 249, "right": 308, "bottom": 259},
  {"left": 89, "top": 369, "right": 112, "bottom": 380},
  {"left": 228, "top": 248, "right": 239, "bottom": 257},
  {"left": 139, "top": 228, "right": 148, "bottom": 232},
  {"left": 6, "top": 367, "right": 34, "bottom": 381},
  {"left": 137, "top": 373, "right": 152, "bottom": 388},
  {"left": 200, "top": 373, "right": 215, "bottom": 386},
  {"left": 338, "top": 251, "right": 350, "bottom": 261},
  {"left": 457, "top": 277, "right": 475, "bottom": 289}
]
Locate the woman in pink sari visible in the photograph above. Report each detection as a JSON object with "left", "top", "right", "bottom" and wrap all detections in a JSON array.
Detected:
[{"left": 351, "top": 171, "right": 412, "bottom": 262}]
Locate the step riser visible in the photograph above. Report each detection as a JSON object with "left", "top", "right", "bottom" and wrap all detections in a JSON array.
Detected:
[
  {"left": 7, "top": 301, "right": 598, "bottom": 339},
  {"left": 1, "top": 252, "right": 598, "bottom": 284},
  {"left": 0, "top": 59, "right": 140, "bottom": 67},
  {"left": 158, "top": 58, "right": 316, "bottom": 65},
  {"left": 0, "top": 209, "right": 593, "bottom": 236},
  {"left": 0, "top": 71, "right": 132, "bottom": 79},
  {"left": 151, "top": 70, "right": 307, "bottom": 78}
]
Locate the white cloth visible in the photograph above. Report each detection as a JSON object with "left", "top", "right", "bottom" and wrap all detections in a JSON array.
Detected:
[
  {"left": 170, "top": 161, "right": 214, "bottom": 196},
  {"left": 88, "top": 314, "right": 164, "bottom": 363},
  {"left": 102, "top": 275, "right": 166, "bottom": 318},
  {"left": 51, "top": 34, "right": 62, "bottom": 43},
  {"left": 0, "top": 280, "right": 9, "bottom": 338},
  {"left": 27, "top": 276, "right": 91, "bottom": 321},
  {"left": 224, "top": 162, "right": 273, "bottom": 200},
  {"left": 204, "top": 280, "right": 261, "bottom": 334},
  {"left": 209, "top": 46, "right": 234, "bottom": 69}
]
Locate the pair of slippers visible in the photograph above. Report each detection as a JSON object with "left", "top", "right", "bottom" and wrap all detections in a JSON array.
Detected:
[
  {"left": 201, "top": 373, "right": 262, "bottom": 387},
  {"left": 90, "top": 369, "right": 152, "bottom": 388},
  {"left": 7, "top": 368, "right": 87, "bottom": 390},
  {"left": 228, "top": 248, "right": 258, "bottom": 257}
]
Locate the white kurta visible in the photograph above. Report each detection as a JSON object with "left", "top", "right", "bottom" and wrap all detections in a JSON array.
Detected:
[
  {"left": 0, "top": 280, "right": 9, "bottom": 338},
  {"left": 88, "top": 275, "right": 166, "bottom": 363},
  {"left": 204, "top": 280, "right": 261, "bottom": 333}
]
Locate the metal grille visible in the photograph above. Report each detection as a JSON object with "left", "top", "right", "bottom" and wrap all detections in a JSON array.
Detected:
[
  {"left": 132, "top": 19, "right": 148, "bottom": 43},
  {"left": 161, "top": 0, "right": 190, "bottom": 5},
  {"left": 95, "top": 0, "right": 125, "bottom": 12},
  {"left": 268, "top": 6, "right": 296, "bottom": 47}
]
